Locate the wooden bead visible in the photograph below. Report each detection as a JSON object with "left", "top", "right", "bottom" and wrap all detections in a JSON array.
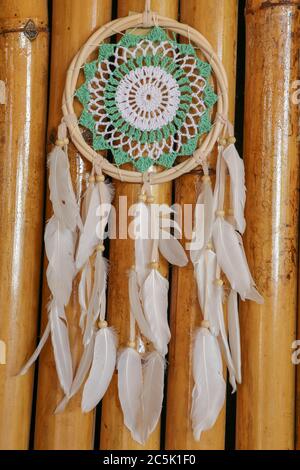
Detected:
[
  {"left": 201, "top": 320, "right": 210, "bottom": 329},
  {"left": 96, "top": 244, "right": 105, "bottom": 252},
  {"left": 216, "top": 210, "right": 225, "bottom": 217},
  {"left": 147, "top": 196, "right": 155, "bottom": 204},
  {"left": 219, "top": 137, "right": 227, "bottom": 146},
  {"left": 215, "top": 279, "right": 224, "bottom": 287},
  {"left": 98, "top": 320, "right": 108, "bottom": 329},
  {"left": 149, "top": 261, "right": 159, "bottom": 270},
  {"left": 138, "top": 193, "right": 147, "bottom": 203},
  {"left": 96, "top": 174, "right": 105, "bottom": 183},
  {"left": 55, "top": 138, "right": 69, "bottom": 147},
  {"left": 88, "top": 175, "right": 95, "bottom": 183},
  {"left": 127, "top": 341, "right": 136, "bottom": 349},
  {"left": 228, "top": 136, "right": 236, "bottom": 144}
]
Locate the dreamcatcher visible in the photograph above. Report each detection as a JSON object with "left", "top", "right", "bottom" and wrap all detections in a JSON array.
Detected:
[{"left": 21, "top": 2, "right": 262, "bottom": 445}]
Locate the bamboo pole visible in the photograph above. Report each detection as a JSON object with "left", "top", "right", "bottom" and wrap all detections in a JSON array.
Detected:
[
  {"left": 236, "top": 0, "right": 299, "bottom": 450},
  {"left": 100, "top": 0, "right": 178, "bottom": 451},
  {"left": 34, "top": 0, "right": 112, "bottom": 450},
  {"left": 0, "top": 1, "right": 49, "bottom": 450},
  {"left": 165, "top": 0, "right": 238, "bottom": 450}
]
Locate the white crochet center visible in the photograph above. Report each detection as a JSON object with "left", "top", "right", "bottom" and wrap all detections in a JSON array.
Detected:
[
  {"left": 115, "top": 66, "right": 181, "bottom": 132},
  {"left": 88, "top": 40, "right": 207, "bottom": 161}
]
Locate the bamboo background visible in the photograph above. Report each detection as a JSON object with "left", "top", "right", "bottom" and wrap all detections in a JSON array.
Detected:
[{"left": 0, "top": 0, "right": 299, "bottom": 450}]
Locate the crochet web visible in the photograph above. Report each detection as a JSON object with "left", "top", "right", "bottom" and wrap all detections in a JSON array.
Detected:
[{"left": 76, "top": 27, "right": 218, "bottom": 173}]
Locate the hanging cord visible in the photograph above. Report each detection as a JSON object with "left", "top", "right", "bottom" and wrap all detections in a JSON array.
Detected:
[{"left": 143, "top": 0, "right": 157, "bottom": 27}]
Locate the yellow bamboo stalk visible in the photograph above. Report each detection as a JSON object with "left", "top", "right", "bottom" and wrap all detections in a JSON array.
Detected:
[
  {"left": 0, "top": 0, "right": 49, "bottom": 450},
  {"left": 34, "top": 0, "right": 112, "bottom": 450},
  {"left": 100, "top": 0, "right": 178, "bottom": 451},
  {"left": 165, "top": 0, "right": 238, "bottom": 450},
  {"left": 236, "top": 0, "right": 299, "bottom": 450}
]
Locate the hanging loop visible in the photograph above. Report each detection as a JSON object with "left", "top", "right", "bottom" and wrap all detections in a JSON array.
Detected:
[{"left": 143, "top": 0, "right": 153, "bottom": 26}]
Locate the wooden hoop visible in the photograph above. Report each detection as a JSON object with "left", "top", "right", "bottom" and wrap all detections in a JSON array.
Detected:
[{"left": 62, "top": 13, "right": 229, "bottom": 184}]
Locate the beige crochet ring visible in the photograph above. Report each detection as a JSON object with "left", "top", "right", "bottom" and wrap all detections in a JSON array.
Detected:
[{"left": 62, "top": 13, "right": 229, "bottom": 184}]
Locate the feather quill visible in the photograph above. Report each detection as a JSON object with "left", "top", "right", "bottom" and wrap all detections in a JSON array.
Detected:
[
  {"left": 49, "top": 300, "right": 73, "bottom": 396},
  {"left": 78, "top": 259, "right": 92, "bottom": 331},
  {"left": 191, "top": 328, "right": 226, "bottom": 441},
  {"left": 190, "top": 178, "right": 214, "bottom": 264},
  {"left": 76, "top": 181, "right": 113, "bottom": 271},
  {"left": 48, "top": 145, "right": 82, "bottom": 231},
  {"left": 136, "top": 351, "right": 165, "bottom": 445},
  {"left": 118, "top": 348, "right": 143, "bottom": 437},
  {"left": 141, "top": 269, "right": 170, "bottom": 356},
  {"left": 212, "top": 217, "right": 263, "bottom": 303},
  {"left": 45, "top": 216, "right": 76, "bottom": 307},
  {"left": 222, "top": 144, "right": 246, "bottom": 234},
  {"left": 194, "top": 250, "right": 220, "bottom": 336},
  {"left": 228, "top": 290, "right": 242, "bottom": 384},
  {"left": 55, "top": 331, "right": 96, "bottom": 413},
  {"left": 82, "top": 327, "right": 117, "bottom": 412},
  {"left": 159, "top": 207, "right": 188, "bottom": 267},
  {"left": 128, "top": 270, "right": 154, "bottom": 341}
]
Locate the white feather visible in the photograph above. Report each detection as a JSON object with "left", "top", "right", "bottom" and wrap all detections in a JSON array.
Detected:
[
  {"left": 82, "top": 327, "right": 117, "bottom": 412},
  {"left": 76, "top": 181, "right": 113, "bottom": 271},
  {"left": 49, "top": 300, "right": 73, "bottom": 396},
  {"left": 141, "top": 270, "right": 170, "bottom": 356},
  {"left": 83, "top": 253, "right": 108, "bottom": 346},
  {"left": 191, "top": 328, "right": 226, "bottom": 441},
  {"left": 78, "top": 259, "right": 92, "bottom": 331},
  {"left": 48, "top": 145, "right": 82, "bottom": 231},
  {"left": 190, "top": 179, "right": 214, "bottom": 264},
  {"left": 222, "top": 144, "right": 246, "bottom": 234},
  {"left": 215, "top": 286, "right": 237, "bottom": 392},
  {"left": 19, "top": 322, "right": 51, "bottom": 375},
  {"left": 194, "top": 250, "right": 220, "bottom": 336},
  {"left": 228, "top": 290, "right": 242, "bottom": 384},
  {"left": 55, "top": 331, "right": 96, "bottom": 413},
  {"left": 45, "top": 216, "right": 76, "bottom": 307},
  {"left": 158, "top": 237, "right": 188, "bottom": 267},
  {"left": 212, "top": 217, "right": 263, "bottom": 303},
  {"left": 133, "top": 202, "right": 152, "bottom": 288},
  {"left": 136, "top": 351, "right": 165, "bottom": 445},
  {"left": 81, "top": 179, "right": 95, "bottom": 223},
  {"left": 117, "top": 348, "right": 143, "bottom": 437},
  {"left": 128, "top": 270, "right": 154, "bottom": 341},
  {"left": 159, "top": 206, "right": 188, "bottom": 267},
  {"left": 236, "top": 232, "right": 263, "bottom": 304}
]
